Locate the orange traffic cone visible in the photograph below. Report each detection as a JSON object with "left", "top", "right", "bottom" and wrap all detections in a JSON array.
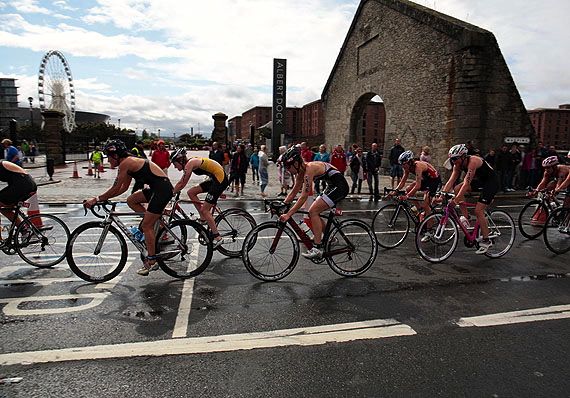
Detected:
[
  {"left": 530, "top": 208, "right": 547, "bottom": 226},
  {"left": 27, "top": 192, "right": 43, "bottom": 227},
  {"left": 70, "top": 161, "right": 82, "bottom": 179},
  {"left": 87, "top": 161, "right": 93, "bottom": 176}
]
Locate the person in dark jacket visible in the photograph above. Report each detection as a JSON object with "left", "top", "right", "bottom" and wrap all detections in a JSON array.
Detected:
[
  {"left": 388, "top": 138, "right": 405, "bottom": 189},
  {"left": 349, "top": 147, "right": 364, "bottom": 194},
  {"left": 364, "top": 142, "right": 382, "bottom": 201},
  {"left": 230, "top": 144, "right": 248, "bottom": 197},
  {"left": 495, "top": 144, "right": 513, "bottom": 192},
  {"left": 209, "top": 142, "right": 225, "bottom": 166}
]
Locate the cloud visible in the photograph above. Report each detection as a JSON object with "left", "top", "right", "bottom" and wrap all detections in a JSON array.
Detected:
[{"left": 0, "top": 14, "right": 184, "bottom": 60}]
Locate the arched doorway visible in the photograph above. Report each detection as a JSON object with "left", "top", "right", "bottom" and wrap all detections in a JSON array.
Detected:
[{"left": 349, "top": 93, "right": 386, "bottom": 152}]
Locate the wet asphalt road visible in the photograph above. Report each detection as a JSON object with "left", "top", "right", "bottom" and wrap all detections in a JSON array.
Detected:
[{"left": 0, "top": 197, "right": 569, "bottom": 397}]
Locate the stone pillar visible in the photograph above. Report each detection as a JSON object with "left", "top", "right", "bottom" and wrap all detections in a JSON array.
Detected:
[
  {"left": 41, "top": 110, "right": 65, "bottom": 165},
  {"left": 211, "top": 112, "right": 228, "bottom": 144}
]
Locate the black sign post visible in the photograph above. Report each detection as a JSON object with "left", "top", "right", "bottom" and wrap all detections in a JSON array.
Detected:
[{"left": 272, "top": 58, "right": 286, "bottom": 159}]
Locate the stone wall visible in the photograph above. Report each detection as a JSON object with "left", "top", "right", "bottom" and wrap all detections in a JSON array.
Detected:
[{"left": 322, "top": 0, "right": 533, "bottom": 167}]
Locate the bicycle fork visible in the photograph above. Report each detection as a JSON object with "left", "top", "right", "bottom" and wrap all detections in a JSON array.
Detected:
[{"left": 93, "top": 221, "right": 112, "bottom": 255}]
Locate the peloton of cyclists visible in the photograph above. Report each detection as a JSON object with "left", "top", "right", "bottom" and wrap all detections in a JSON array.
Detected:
[
  {"left": 531, "top": 155, "right": 570, "bottom": 208},
  {"left": 84, "top": 140, "right": 174, "bottom": 276},
  {"left": 388, "top": 150, "right": 441, "bottom": 220},
  {"left": 279, "top": 146, "right": 349, "bottom": 259},
  {"left": 440, "top": 144, "right": 500, "bottom": 254},
  {"left": 169, "top": 148, "right": 230, "bottom": 248}
]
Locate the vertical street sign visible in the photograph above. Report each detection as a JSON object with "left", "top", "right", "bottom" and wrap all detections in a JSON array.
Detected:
[{"left": 272, "top": 58, "right": 286, "bottom": 159}]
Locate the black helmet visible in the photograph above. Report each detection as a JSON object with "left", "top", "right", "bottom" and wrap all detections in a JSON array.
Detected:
[
  {"left": 103, "top": 139, "right": 129, "bottom": 157},
  {"left": 170, "top": 148, "right": 187, "bottom": 162},
  {"left": 282, "top": 147, "right": 302, "bottom": 167}
]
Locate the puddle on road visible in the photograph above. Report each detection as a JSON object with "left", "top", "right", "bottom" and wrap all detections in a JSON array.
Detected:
[{"left": 500, "top": 273, "right": 570, "bottom": 282}]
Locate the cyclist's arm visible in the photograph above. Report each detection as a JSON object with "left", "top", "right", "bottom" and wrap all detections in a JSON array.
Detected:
[
  {"left": 284, "top": 171, "right": 304, "bottom": 204},
  {"left": 173, "top": 160, "right": 195, "bottom": 194},
  {"left": 283, "top": 173, "right": 312, "bottom": 218},
  {"left": 406, "top": 172, "right": 422, "bottom": 198},
  {"left": 456, "top": 158, "right": 479, "bottom": 200},
  {"left": 442, "top": 164, "right": 461, "bottom": 192},
  {"left": 535, "top": 170, "right": 552, "bottom": 192},
  {"left": 97, "top": 166, "right": 132, "bottom": 201},
  {"left": 555, "top": 171, "right": 570, "bottom": 193},
  {"left": 394, "top": 168, "right": 409, "bottom": 192}
]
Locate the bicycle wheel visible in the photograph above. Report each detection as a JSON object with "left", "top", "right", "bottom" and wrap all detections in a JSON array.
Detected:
[
  {"left": 371, "top": 203, "right": 410, "bottom": 249},
  {"left": 415, "top": 213, "right": 458, "bottom": 263},
  {"left": 544, "top": 208, "right": 570, "bottom": 254},
  {"left": 484, "top": 210, "right": 516, "bottom": 258},
  {"left": 215, "top": 208, "right": 256, "bottom": 257},
  {"left": 15, "top": 214, "right": 70, "bottom": 268},
  {"left": 518, "top": 200, "right": 548, "bottom": 239},
  {"left": 156, "top": 219, "right": 213, "bottom": 279},
  {"left": 66, "top": 222, "right": 128, "bottom": 282},
  {"left": 242, "top": 221, "right": 299, "bottom": 281},
  {"left": 326, "top": 219, "right": 377, "bottom": 277}
]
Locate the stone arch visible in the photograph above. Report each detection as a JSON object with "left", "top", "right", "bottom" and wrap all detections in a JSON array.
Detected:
[
  {"left": 349, "top": 93, "right": 386, "bottom": 152},
  {"left": 322, "top": 0, "right": 533, "bottom": 168}
]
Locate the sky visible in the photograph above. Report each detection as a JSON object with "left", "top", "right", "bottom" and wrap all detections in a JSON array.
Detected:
[{"left": 1, "top": 0, "right": 569, "bottom": 137}]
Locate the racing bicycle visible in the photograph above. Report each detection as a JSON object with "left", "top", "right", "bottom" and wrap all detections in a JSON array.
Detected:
[
  {"left": 518, "top": 189, "right": 560, "bottom": 239},
  {"left": 415, "top": 192, "right": 515, "bottom": 263},
  {"left": 66, "top": 200, "right": 212, "bottom": 282},
  {"left": 242, "top": 200, "right": 378, "bottom": 281}
]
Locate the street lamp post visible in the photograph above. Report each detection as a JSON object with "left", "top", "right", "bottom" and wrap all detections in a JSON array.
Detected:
[
  {"left": 118, "top": 118, "right": 121, "bottom": 129},
  {"left": 158, "top": 128, "right": 161, "bottom": 138},
  {"left": 27, "top": 97, "right": 34, "bottom": 129}
]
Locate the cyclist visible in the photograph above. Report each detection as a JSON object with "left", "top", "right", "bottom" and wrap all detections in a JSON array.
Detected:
[
  {"left": 532, "top": 156, "right": 570, "bottom": 208},
  {"left": 0, "top": 160, "right": 37, "bottom": 236},
  {"left": 170, "top": 148, "right": 230, "bottom": 248},
  {"left": 440, "top": 143, "right": 500, "bottom": 254},
  {"left": 389, "top": 150, "right": 441, "bottom": 220},
  {"left": 84, "top": 140, "right": 174, "bottom": 276},
  {"left": 279, "top": 146, "right": 349, "bottom": 259}
]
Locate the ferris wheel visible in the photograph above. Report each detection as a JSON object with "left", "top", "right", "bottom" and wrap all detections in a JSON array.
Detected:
[{"left": 38, "top": 50, "right": 76, "bottom": 132}]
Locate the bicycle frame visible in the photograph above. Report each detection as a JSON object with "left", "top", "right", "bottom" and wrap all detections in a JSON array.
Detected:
[
  {"left": 436, "top": 200, "right": 481, "bottom": 242},
  {"left": 269, "top": 208, "right": 353, "bottom": 259},
  {"left": 0, "top": 203, "right": 31, "bottom": 243}
]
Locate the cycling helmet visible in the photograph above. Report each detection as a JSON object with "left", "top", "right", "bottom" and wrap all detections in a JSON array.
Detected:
[
  {"left": 170, "top": 148, "right": 187, "bottom": 162},
  {"left": 542, "top": 155, "right": 559, "bottom": 167},
  {"left": 398, "top": 150, "right": 414, "bottom": 165},
  {"left": 567, "top": 150, "right": 570, "bottom": 158},
  {"left": 282, "top": 147, "right": 302, "bottom": 167},
  {"left": 448, "top": 144, "right": 467, "bottom": 159},
  {"left": 102, "top": 139, "right": 129, "bottom": 157}
]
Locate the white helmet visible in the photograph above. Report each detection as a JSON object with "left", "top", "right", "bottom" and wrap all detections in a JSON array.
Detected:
[
  {"left": 448, "top": 144, "right": 467, "bottom": 159},
  {"left": 398, "top": 150, "right": 414, "bottom": 164},
  {"left": 567, "top": 150, "right": 570, "bottom": 158},
  {"left": 542, "top": 156, "right": 559, "bottom": 167}
]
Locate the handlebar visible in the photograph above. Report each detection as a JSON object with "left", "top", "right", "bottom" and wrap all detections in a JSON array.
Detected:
[{"left": 83, "top": 200, "right": 114, "bottom": 218}]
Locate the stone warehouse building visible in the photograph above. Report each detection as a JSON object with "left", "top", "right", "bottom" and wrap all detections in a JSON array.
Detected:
[{"left": 322, "top": 0, "right": 534, "bottom": 166}]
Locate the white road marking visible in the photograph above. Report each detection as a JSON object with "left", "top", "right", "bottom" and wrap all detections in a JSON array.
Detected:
[
  {"left": 171, "top": 278, "right": 195, "bottom": 338},
  {"left": 0, "top": 318, "right": 416, "bottom": 366},
  {"left": 456, "top": 304, "right": 570, "bottom": 327},
  {"left": 0, "top": 293, "right": 109, "bottom": 316}
]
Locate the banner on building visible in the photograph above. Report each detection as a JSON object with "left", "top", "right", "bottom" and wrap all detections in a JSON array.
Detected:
[{"left": 272, "top": 58, "right": 286, "bottom": 158}]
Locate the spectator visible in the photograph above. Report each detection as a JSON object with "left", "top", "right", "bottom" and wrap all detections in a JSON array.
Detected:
[
  {"left": 313, "top": 144, "right": 331, "bottom": 194},
  {"left": 222, "top": 144, "right": 232, "bottom": 179},
  {"left": 330, "top": 144, "right": 348, "bottom": 173},
  {"left": 21, "top": 140, "right": 30, "bottom": 163},
  {"left": 209, "top": 142, "right": 225, "bottom": 166},
  {"left": 90, "top": 146, "right": 104, "bottom": 179},
  {"left": 496, "top": 144, "right": 513, "bottom": 192},
  {"left": 230, "top": 144, "right": 248, "bottom": 197},
  {"left": 388, "top": 138, "right": 405, "bottom": 189},
  {"left": 2, "top": 139, "right": 22, "bottom": 166},
  {"left": 521, "top": 147, "right": 536, "bottom": 189},
  {"left": 349, "top": 147, "right": 364, "bottom": 194},
  {"left": 29, "top": 142, "right": 37, "bottom": 163},
  {"left": 466, "top": 140, "right": 480, "bottom": 156},
  {"left": 151, "top": 140, "right": 170, "bottom": 175},
  {"left": 276, "top": 145, "right": 292, "bottom": 196},
  {"left": 484, "top": 149, "right": 496, "bottom": 169},
  {"left": 250, "top": 146, "right": 260, "bottom": 184},
  {"left": 300, "top": 142, "right": 314, "bottom": 163},
  {"left": 258, "top": 145, "right": 269, "bottom": 197},
  {"left": 419, "top": 146, "right": 432, "bottom": 163},
  {"left": 511, "top": 144, "right": 523, "bottom": 189},
  {"left": 364, "top": 142, "right": 382, "bottom": 201}
]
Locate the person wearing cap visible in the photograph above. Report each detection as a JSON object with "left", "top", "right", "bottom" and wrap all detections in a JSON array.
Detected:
[
  {"left": 90, "top": 146, "right": 104, "bottom": 179},
  {"left": 2, "top": 139, "right": 22, "bottom": 166},
  {"left": 151, "top": 140, "right": 170, "bottom": 175},
  {"left": 170, "top": 148, "right": 230, "bottom": 248},
  {"left": 440, "top": 144, "right": 500, "bottom": 254},
  {"left": 84, "top": 140, "right": 174, "bottom": 276}
]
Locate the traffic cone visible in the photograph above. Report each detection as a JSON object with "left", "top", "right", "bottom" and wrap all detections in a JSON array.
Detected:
[
  {"left": 87, "top": 161, "right": 93, "bottom": 176},
  {"left": 70, "top": 161, "right": 82, "bottom": 179},
  {"left": 27, "top": 192, "right": 43, "bottom": 227},
  {"left": 530, "top": 208, "right": 547, "bottom": 226}
]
